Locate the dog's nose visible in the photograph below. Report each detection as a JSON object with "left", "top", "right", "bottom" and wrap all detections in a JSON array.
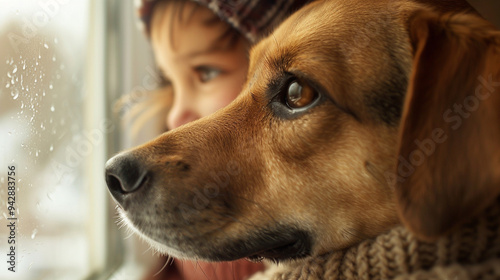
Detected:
[{"left": 105, "top": 153, "right": 149, "bottom": 200}]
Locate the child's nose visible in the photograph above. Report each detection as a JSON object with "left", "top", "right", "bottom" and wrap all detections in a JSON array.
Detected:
[{"left": 166, "top": 101, "right": 200, "bottom": 130}]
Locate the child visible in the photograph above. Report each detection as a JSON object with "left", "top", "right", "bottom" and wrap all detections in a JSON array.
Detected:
[
  {"left": 134, "top": 0, "right": 310, "bottom": 279},
  {"left": 139, "top": 0, "right": 310, "bottom": 131}
]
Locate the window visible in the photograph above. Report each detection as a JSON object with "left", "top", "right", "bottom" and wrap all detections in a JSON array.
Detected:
[
  {"left": 1, "top": 0, "right": 160, "bottom": 278},
  {"left": 0, "top": 0, "right": 123, "bottom": 278}
]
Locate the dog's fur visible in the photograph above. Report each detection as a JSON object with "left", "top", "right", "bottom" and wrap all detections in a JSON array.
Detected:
[{"left": 106, "top": 0, "right": 500, "bottom": 269}]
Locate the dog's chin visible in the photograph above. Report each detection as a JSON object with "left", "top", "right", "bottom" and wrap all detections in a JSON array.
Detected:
[
  {"left": 116, "top": 207, "right": 195, "bottom": 259},
  {"left": 117, "top": 208, "right": 313, "bottom": 262}
]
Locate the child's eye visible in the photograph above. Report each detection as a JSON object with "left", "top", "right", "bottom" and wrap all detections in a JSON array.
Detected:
[{"left": 195, "top": 66, "right": 221, "bottom": 83}]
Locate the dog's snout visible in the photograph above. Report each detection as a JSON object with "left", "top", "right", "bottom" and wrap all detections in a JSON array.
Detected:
[{"left": 105, "top": 153, "right": 149, "bottom": 200}]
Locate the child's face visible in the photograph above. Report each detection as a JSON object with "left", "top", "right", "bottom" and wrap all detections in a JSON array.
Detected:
[{"left": 151, "top": 2, "right": 249, "bottom": 130}]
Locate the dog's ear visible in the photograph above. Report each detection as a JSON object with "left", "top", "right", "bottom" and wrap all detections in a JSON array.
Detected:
[{"left": 395, "top": 11, "right": 500, "bottom": 240}]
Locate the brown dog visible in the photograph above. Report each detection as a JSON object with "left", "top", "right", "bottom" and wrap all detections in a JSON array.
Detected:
[{"left": 105, "top": 0, "right": 500, "bottom": 274}]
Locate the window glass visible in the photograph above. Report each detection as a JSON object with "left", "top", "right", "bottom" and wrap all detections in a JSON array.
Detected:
[{"left": 0, "top": 0, "right": 98, "bottom": 278}]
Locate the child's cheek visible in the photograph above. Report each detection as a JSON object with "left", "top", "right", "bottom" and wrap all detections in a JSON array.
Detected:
[
  {"left": 207, "top": 79, "right": 243, "bottom": 113},
  {"left": 209, "top": 90, "right": 239, "bottom": 116}
]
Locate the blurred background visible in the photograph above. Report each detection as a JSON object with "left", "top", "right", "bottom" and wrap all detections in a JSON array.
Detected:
[
  {"left": 0, "top": 0, "right": 498, "bottom": 279},
  {"left": 0, "top": 0, "right": 157, "bottom": 279}
]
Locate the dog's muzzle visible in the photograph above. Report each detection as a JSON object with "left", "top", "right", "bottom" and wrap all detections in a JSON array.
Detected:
[{"left": 103, "top": 150, "right": 315, "bottom": 262}]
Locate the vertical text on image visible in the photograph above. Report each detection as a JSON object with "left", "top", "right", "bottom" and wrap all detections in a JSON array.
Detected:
[{"left": 6, "top": 165, "right": 17, "bottom": 272}]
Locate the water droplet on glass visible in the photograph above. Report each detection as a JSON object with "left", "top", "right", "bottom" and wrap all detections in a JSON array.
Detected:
[
  {"left": 12, "top": 92, "right": 19, "bottom": 100},
  {"left": 12, "top": 65, "right": 17, "bottom": 73},
  {"left": 43, "top": 91, "right": 46, "bottom": 96},
  {"left": 50, "top": 105, "right": 55, "bottom": 112},
  {"left": 50, "top": 145, "right": 54, "bottom": 151},
  {"left": 38, "top": 54, "right": 41, "bottom": 59},
  {"left": 5, "top": 83, "right": 10, "bottom": 88},
  {"left": 52, "top": 56, "right": 56, "bottom": 62},
  {"left": 9, "top": 58, "right": 13, "bottom": 65},
  {"left": 46, "top": 193, "right": 53, "bottom": 201},
  {"left": 31, "top": 228, "right": 38, "bottom": 239},
  {"left": 23, "top": 63, "right": 26, "bottom": 70},
  {"left": 49, "top": 84, "right": 53, "bottom": 90},
  {"left": 35, "top": 151, "right": 39, "bottom": 157},
  {"left": 21, "top": 102, "right": 24, "bottom": 109},
  {"left": 44, "top": 43, "right": 49, "bottom": 49},
  {"left": 7, "top": 72, "right": 11, "bottom": 78}
]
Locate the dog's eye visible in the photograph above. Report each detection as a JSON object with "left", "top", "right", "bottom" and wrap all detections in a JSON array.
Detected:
[
  {"left": 286, "top": 80, "right": 318, "bottom": 109},
  {"left": 268, "top": 74, "right": 323, "bottom": 119}
]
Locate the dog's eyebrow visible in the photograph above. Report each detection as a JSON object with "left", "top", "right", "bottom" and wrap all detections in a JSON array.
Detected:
[
  {"left": 263, "top": 51, "right": 296, "bottom": 101},
  {"left": 267, "top": 51, "right": 294, "bottom": 73}
]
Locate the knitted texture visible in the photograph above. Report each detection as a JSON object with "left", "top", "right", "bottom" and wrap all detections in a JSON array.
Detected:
[
  {"left": 137, "top": 0, "right": 310, "bottom": 42},
  {"left": 249, "top": 200, "right": 500, "bottom": 280}
]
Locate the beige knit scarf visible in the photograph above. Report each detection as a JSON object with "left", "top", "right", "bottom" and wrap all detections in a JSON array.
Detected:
[{"left": 249, "top": 200, "right": 500, "bottom": 280}]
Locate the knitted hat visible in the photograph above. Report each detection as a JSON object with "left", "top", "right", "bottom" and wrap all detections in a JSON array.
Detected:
[{"left": 137, "top": 0, "right": 311, "bottom": 42}]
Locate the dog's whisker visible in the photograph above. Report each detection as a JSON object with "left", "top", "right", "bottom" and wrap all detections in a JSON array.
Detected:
[
  {"left": 116, "top": 222, "right": 126, "bottom": 229},
  {"left": 271, "top": 32, "right": 280, "bottom": 50},
  {"left": 167, "top": 255, "right": 175, "bottom": 266},
  {"left": 341, "top": 227, "right": 364, "bottom": 242},
  {"left": 115, "top": 216, "right": 126, "bottom": 227},
  {"left": 232, "top": 261, "right": 237, "bottom": 280},
  {"left": 123, "top": 231, "right": 135, "bottom": 240},
  {"left": 142, "top": 246, "right": 153, "bottom": 255},
  {"left": 143, "top": 241, "right": 162, "bottom": 259},
  {"left": 195, "top": 259, "right": 211, "bottom": 280},
  {"left": 150, "top": 246, "right": 160, "bottom": 257},
  {"left": 152, "top": 255, "right": 171, "bottom": 277}
]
